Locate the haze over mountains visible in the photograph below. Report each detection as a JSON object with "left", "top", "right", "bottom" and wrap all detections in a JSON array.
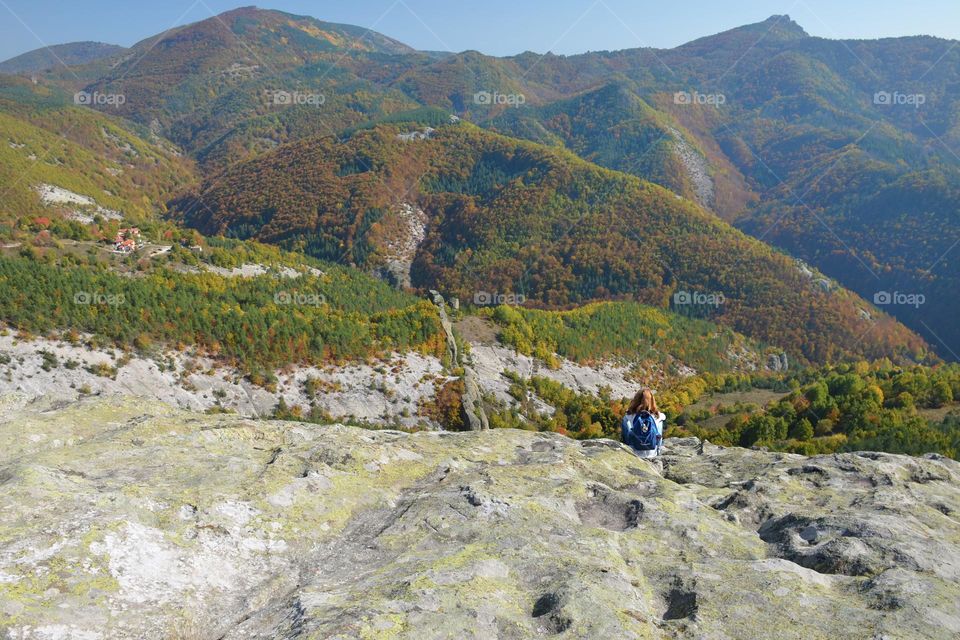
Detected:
[
  {"left": 1, "top": 6, "right": 958, "bottom": 363},
  {"left": 0, "top": 41, "right": 127, "bottom": 74}
]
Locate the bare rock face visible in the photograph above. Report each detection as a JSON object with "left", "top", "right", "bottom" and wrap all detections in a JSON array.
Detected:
[{"left": 0, "top": 396, "right": 958, "bottom": 639}]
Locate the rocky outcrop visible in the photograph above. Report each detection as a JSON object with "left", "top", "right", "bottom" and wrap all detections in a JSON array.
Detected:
[
  {"left": 430, "top": 291, "right": 488, "bottom": 430},
  {"left": 468, "top": 341, "right": 640, "bottom": 404},
  {"left": 459, "top": 366, "right": 489, "bottom": 431},
  {"left": 0, "top": 333, "right": 448, "bottom": 427},
  {"left": 767, "top": 352, "right": 789, "bottom": 372},
  {"left": 381, "top": 203, "right": 428, "bottom": 289},
  {"left": 669, "top": 127, "right": 714, "bottom": 209},
  {"left": 1, "top": 396, "right": 958, "bottom": 639}
]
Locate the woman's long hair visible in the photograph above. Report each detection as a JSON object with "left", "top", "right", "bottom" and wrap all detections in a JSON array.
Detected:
[{"left": 627, "top": 388, "right": 657, "bottom": 415}]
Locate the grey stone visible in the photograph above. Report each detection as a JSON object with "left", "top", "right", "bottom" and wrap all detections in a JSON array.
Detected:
[{"left": 0, "top": 397, "right": 958, "bottom": 639}]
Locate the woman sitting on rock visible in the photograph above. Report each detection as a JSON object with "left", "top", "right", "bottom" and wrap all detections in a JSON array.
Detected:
[{"left": 621, "top": 388, "right": 665, "bottom": 458}]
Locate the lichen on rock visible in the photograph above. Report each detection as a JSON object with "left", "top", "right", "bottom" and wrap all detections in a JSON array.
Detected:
[{"left": 0, "top": 396, "right": 958, "bottom": 639}]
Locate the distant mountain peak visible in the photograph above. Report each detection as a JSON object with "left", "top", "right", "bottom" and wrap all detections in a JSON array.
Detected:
[
  {"left": 220, "top": 4, "right": 259, "bottom": 14},
  {"left": 114, "top": 4, "right": 413, "bottom": 74},
  {"left": 758, "top": 14, "right": 809, "bottom": 38},
  {"left": 679, "top": 14, "right": 809, "bottom": 50}
]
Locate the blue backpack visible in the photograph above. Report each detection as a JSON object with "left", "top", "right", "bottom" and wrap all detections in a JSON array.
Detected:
[{"left": 623, "top": 411, "right": 662, "bottom": 452}]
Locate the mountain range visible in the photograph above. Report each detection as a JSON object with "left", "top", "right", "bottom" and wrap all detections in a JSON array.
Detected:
[{"left": 2, "top": 6, "right": 959, "bottom": 364}]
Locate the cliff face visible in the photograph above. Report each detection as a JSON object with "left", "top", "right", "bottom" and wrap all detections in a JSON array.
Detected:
[{"left": 0, "top": 395, "right": 958, "bottom": 639}]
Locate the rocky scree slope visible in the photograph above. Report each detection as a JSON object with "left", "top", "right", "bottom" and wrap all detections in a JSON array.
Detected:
[{"left": 0, "top": 396, "right": 958, "bottom": 639}]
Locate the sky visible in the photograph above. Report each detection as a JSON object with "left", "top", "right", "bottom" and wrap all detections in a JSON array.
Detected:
[{"left": 2, "top": 0, "right": 959, "bottom": 62}]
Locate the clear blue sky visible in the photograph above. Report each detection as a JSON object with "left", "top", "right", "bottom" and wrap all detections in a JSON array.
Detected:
[{"left": 2, "top": 0, "right": 958, "bottom": 61}]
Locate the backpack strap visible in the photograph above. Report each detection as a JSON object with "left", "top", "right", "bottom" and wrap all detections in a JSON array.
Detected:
[
  {"left": 621, "top": 414, "right": 633, "bottom": 445},
  {"left": 656, "top": 414, "right": 665, "bottom": 454}
]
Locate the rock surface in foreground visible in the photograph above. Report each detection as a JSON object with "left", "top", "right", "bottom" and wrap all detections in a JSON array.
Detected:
[{"left": 0, "top": 396, "right": 958, "bottom": 639}]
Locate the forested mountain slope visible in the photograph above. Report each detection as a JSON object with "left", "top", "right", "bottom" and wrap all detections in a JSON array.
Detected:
[
  {"left": 4, "top": 8, "right": 958, "bottom": 360},
  {"left": 173, "top": 122, "right": 927, "bottom": 364},
  {"left": 0, "top": 76, "right": 195, "bottom": 233}
]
